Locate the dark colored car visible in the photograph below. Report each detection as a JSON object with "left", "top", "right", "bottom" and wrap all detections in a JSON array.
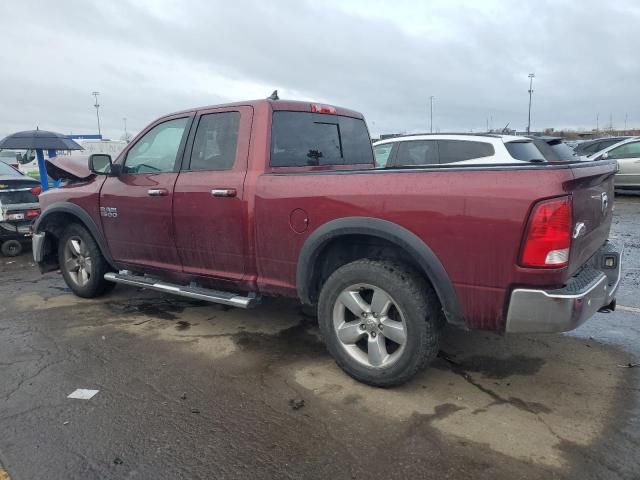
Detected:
[
  {"left": 33, "top": 98, "right": 622, "bottom": 387},
  {"left": 573, "top": 136, "right": 632, "bottom": 157},
  {"left": 0, "top": 162, "right": 41, "bottom": 256},
  {"left": 528, "top": 136, "right": 578, "bottom": 162}
]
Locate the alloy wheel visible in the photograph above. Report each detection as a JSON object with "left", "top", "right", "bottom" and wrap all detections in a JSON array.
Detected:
[
  {"left": 332, "top": 283, "right": 408, "bottom": 368},
  {"left": 63, "top": 237, "right": 92, "bottom": 287}
]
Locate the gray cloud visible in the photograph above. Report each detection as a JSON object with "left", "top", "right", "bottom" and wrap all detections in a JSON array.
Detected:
[{"left": 1, "top": 0, "right": 638, "bottom": 140}]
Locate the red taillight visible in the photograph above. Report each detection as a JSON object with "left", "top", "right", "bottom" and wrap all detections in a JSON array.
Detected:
[
  {"left": 25, "top": 209, "right": 40, "bottom": 218},
  {"left": 30, "top": 186, "right": 42, "bottom": 196},
  {"left": 520, "top": 196, "right": 572, "bottom": 268},
  {"left": 310, "top": 103, "right": 337, "bottom": 114}
]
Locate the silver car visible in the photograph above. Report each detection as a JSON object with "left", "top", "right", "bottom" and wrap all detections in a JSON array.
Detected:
[{"left": 588, "top": 137, "right": 640, "bottom": 189}]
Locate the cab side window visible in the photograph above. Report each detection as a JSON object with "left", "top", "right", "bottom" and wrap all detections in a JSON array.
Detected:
[
  {"left": 124, "top": 118, "right": 189, "bottom": 174},
  {"left": 188, "top": 112, "right": 240, "bottom": 171}
]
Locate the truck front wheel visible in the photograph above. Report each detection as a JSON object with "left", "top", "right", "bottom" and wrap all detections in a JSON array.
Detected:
[
  {"left": 318, "top": 260, "right": 442, "bottom": 387},
  {"left": 58, "top": 224, "right": 114, "bottom": 298}
]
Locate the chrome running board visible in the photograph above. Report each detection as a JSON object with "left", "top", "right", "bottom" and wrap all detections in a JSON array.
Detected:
[{"left": 104, "top": 271, "right": 260, "bottom": 309}]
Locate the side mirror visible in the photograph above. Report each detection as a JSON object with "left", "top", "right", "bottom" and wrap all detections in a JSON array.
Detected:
[
  {"left": 601, "top": 152, "right": 609, "bottom": 160},
  {"left": 88, "top": 154, "right": 112, "bottom": 174}
]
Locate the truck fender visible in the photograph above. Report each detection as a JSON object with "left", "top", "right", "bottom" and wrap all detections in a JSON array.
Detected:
[
  {"left": 34, "top": 201, "right": 116, "bottom": 268},
  {"left": 296, "top": 217, "right": 464, "bottom": 325}
]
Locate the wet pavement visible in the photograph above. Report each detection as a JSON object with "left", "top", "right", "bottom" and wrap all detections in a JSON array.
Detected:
[{"left": 0, "top": 195, "right": 639, "bottom": 480}]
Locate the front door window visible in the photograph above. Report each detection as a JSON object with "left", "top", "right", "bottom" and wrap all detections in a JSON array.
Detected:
[{"left": 124, "top": 118, "right": 189, "bottom": 174}]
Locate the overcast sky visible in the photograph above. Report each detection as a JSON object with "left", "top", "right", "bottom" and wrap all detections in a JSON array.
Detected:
[{"left": 1, "top": 0, "right": 638, "bottom": 140}]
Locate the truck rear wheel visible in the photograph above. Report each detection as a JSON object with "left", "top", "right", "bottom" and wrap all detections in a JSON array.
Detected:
[
  {"left": 318, "top": 260, "right": 442, "bottom": 387},
  {"left": 58, "top": 224, "right": 114, "bottom": 298}
]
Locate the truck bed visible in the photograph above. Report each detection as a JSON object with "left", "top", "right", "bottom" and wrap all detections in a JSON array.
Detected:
[{"left": 253, "top": 160, "right": 617, "bottom": 331}]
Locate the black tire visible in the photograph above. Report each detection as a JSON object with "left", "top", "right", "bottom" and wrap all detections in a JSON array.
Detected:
[
  {"left": 318, "top": 260, "right": 442, "bottom": 387},
  {"left": 1, "top": 240, "right": 23, "bottom": 257},
  {"left": 58, "top": 224, "right": 114, "bottom": 298}
]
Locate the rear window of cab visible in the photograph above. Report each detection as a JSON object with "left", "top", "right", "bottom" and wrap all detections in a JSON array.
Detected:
[{"left": 270, "top": 111, "right": 374, "bottom": 167}]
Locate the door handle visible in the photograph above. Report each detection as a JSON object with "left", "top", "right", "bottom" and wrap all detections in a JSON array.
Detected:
[
  {"left": 211, "top": 189, "right": 237, "bottom": 198},
  {"left": 147, "top": 188, "right": 169, "bottom": 196}
]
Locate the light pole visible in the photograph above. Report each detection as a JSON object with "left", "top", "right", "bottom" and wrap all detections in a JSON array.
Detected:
[
  {"left": 527, "top": 73, "right": 535, "bottom": 135},
  {"left": 429, "top": 96, "right": 434, "bottom": 133},
  {"left": 92, "top": 91, "right": 101, "bottom": 137}
]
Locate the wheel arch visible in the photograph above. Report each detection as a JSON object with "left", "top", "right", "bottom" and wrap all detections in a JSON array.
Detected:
[
  {"left": 34, "top": 202, "right": 116, "bottom": 271},
  {"left": 296, "top": 217, "right": 464, "bottom": 325}
]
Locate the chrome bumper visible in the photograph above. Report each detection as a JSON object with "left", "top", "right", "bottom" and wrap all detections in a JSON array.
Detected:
[
  {"left": 506, "top": 242, "right": 622, "bottom": 333},
  {"left": 32, "top": 232, "right": 46, "bottom": 262}
]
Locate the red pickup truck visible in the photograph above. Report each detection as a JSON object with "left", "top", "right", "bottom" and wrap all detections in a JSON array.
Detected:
[{"left": 33, "top": 97, "right": 622, "bottom": 386}]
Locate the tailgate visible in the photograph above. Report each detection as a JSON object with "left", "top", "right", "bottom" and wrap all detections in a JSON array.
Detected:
[{"left": 566, "top": 160, "right": 617, "bottom": 276}]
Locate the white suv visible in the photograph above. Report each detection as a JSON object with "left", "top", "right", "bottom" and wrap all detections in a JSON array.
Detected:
[{"left": 373, "top": 134, "right": 545, "bottom": 168}]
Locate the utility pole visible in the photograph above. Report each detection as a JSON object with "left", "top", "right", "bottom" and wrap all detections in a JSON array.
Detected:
[
  {"left": 429, "top": 96, "right": 434, "bottom": 133},
  {"left": 609, "top": 113, "right": 613, "bottom": 131},
  {"left": 625, "top": 113, "right": 628, "bottom": 131},
  {"left": 596, "top": 113, "right": 599, "bottom": 133},
  {"left": 92, "top": 91, "right": 101, "bottom": 137},
  {"left": 527, "top": 73, "right": 535, "bottom": 135},
  {"left": 123, "top": 117, "right": 128, "bottom": 140}
]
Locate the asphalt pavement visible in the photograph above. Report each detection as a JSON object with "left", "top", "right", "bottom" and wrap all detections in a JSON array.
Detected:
[{"left": 0, "top": 195, "right": 639, "bottom": 480}]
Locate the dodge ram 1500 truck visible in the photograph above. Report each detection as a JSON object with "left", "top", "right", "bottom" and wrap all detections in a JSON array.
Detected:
[{"left": 33, "top": 97, "right": 622, "bottom": 387}]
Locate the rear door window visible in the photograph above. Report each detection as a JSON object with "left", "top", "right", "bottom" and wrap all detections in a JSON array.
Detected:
[
  {"left": 188, "top": 112, "right": 240, "bottom": 171},
  {"left": 395, "top": 140, "right": 438, "bottom": 166},
  {"left": 437, "top": 140, "right": 494, "bottom": 163},
  {"left": 505, "top": 142, "right": 544, "bottom": 161},
  {"left": 270, "top": 112, "right": 373, "bottom": 167}
]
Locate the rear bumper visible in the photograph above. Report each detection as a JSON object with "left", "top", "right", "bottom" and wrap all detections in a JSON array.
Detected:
[{"left": 505, "top": 241, "right": 622, "bottom": 333}]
